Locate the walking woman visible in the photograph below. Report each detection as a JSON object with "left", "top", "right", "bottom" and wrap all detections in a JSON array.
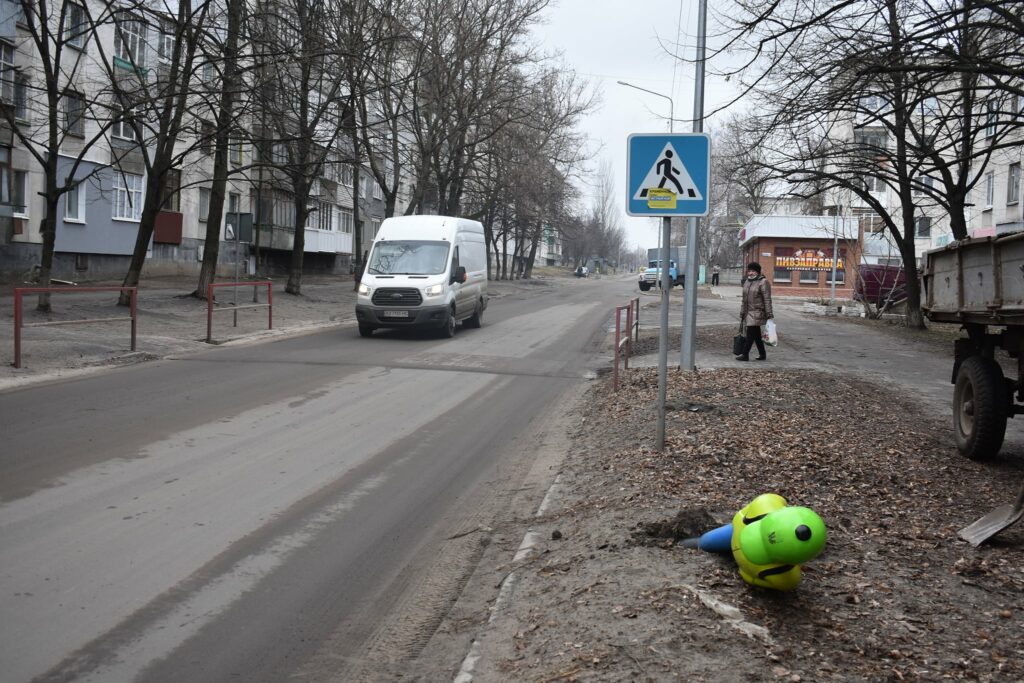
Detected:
[{"left": 738, "top": 262, "right": 774, "bottom": 361}]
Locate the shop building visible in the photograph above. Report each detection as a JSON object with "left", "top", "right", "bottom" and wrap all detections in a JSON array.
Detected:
[{"left": 739, "top": 215, "right": 862, "bottom": 297}]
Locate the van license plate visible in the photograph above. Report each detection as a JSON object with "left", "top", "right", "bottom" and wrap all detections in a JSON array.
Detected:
[{"left": 382, "top": 310, "right": 409, "bottom": 318}]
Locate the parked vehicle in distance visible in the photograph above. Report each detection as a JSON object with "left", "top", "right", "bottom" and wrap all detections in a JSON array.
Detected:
[
  {"left": 854, "top": 264, "right": 906, "bottom": 308},
  {"left": 355, "top": 216, "right": 488, "bottom": 338},
  {"left": 575, "top": 265, "right": 588, "bottom": 278}
]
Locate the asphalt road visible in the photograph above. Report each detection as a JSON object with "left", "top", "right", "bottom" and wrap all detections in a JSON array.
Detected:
[{"left": 0, "top": 275, "right": 633, "bottom": 683}]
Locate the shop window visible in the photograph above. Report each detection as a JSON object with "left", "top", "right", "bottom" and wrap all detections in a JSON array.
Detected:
[
  {"left": 826, "top": 269, "right": 845, "bottom": 284},
  {"left": 773, "top": 268, "right": 792, "bottom": 283},
  {"left": 800, "top": 270, "right": 819, "bottom": 284}
]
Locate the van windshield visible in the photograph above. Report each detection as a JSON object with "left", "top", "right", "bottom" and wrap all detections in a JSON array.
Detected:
[{"left": 368, "top": 240, "right": 451, "bottom": 275}]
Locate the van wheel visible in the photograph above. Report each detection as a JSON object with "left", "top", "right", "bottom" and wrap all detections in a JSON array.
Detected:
[
  {"left": 358, "top": 325, "right": 374, "bottom": 337},
  {"left": 465, "top": 302, "right": 483, "bottom": 328},
  {"left": 441, "top": 307, "right": 457, "bottom": 338}
]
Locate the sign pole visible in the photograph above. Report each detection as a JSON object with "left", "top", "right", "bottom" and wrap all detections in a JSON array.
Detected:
[
  {"left": 680, "top": 0, "right": 708, "bottom": 371},
  {"left": 656, "top": 215, "right": 671, "bottom": 451}
]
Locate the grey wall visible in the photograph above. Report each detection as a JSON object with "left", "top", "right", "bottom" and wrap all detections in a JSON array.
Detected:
[{"left": 55, "top": 159, "right": 150, "bottom": 256}]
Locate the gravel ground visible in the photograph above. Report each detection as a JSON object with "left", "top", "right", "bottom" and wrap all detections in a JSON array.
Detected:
[{"left": 475, "top": 365, "right": 1024, "bottom": 682}]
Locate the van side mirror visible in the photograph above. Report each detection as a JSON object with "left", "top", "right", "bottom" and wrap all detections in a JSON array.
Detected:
[{"left": 452, "top": 266, "right": 467, "bottom": 284}]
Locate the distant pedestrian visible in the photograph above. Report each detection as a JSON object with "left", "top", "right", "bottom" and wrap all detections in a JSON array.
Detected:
[
  {"left": 711, "top": 264, "right": 720, "bottom": 286},
  {"left": 737, "top": 262, "right": 773, "bottom": 362}
]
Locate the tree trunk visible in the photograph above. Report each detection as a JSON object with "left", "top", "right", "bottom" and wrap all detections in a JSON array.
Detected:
[
  {"left": 119, "top": 181, "right": 165, "bottom": 306},
  {"left": 35, "top": 171, "right": 59, "bottom": 312},
  {"left": 286, "top": 188, "right": 309, "bottom": 295},
  {"left": 194, "top": 0, "right": 242, "bottom": 299}
]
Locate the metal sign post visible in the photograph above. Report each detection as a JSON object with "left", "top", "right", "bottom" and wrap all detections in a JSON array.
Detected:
[{"left": 627, "top": 132, "right": 711, "bottom": 451}]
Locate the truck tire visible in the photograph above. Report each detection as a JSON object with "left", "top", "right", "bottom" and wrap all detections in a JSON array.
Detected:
[
  {"left": 639, "top": 282, "right": 650, "bottom": 292},
  {"left": 953, "top": 355, "right": 1007, "bottom": 460}
]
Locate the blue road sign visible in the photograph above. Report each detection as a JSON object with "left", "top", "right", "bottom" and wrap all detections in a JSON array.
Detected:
[{"left": 626, "top": 133, "right": 711, "bottom": 217}]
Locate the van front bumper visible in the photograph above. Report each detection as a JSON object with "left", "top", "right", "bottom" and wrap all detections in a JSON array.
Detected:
[{"left": 355, "top": 304, "right": 450, "bottom": 328}]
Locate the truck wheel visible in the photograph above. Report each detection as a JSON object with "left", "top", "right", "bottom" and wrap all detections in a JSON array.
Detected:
[
  {"left": 639, "top": 282, "right": 650, "bottom": 292},
  {"left": 358, "top": 325, "right": 374, "bottom": 337},
  {"left": 953, "top": 356, "right": 1007, "bottom": 460}
]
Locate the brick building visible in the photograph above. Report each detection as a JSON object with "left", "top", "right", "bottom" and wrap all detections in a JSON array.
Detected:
[{"left": 739, "top": 215, "right": 862, "bottom": 298}]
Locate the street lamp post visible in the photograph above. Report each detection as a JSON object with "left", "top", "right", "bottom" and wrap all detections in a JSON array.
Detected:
[
  {"left": 679, "top": 0, "right": 708, "bottom": 372},
  {"left": 617, "top": 80, "right": 675, "bottom": 451}
]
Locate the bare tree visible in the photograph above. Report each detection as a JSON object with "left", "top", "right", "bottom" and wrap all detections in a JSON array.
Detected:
[{"left": 250, "top": 0, "right": 348, "bottom": 295}]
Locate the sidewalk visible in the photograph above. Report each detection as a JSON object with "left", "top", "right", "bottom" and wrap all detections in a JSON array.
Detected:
[{"left": 0, "top": 274, "right": 547, "bottom": 392}]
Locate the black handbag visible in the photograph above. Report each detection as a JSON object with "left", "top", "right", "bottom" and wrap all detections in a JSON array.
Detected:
[{"left": 732, "top": 323, "right": 746, "bottom": 356}]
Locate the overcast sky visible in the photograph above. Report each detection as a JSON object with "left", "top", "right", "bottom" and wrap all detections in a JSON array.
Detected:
[{"left": 530, "top": 0, "right": 742, "bottom": 252}]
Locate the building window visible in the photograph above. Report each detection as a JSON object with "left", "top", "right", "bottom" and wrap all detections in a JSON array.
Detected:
[
  {"left": 0, "top": 147, "right": 10, "bottom": 207},
  {"left": 272, "top": 143, "right": 288, "bottom": 164},
  {"left": 273, "top": 190, "right": 295, "bottom": 227},
  {"left": 799, "top": 269, "right": 819, "bottom": 285},
  {"left": 64, "top": 91, "right": 84, "bottom": 136},
  {"left": 158, "top": 20, "right": 175, "bottom": 62},
  {"left": 913, "top": 175, "right": 933, "bottom": 197},
  {"left": 12, "top": 170, "right": 27, "bottom": 216},
  {"left": 14, "top": 74, "right": 28, "bottom": 121},
  {"left": 341, "top": 164, "right": 353, "bottom": 187},
  {"left": 773, "top": 268, "right": 792, "bottom": 283},
  {"left": 985, "top": 171, "right": 995, "bottom": 208},
  {"left": 160, "top": 168, "right": 180, "bottom": 211},
  {"left": 339, "top": 207, "right": 353, "bottom": 233},
  {"left": 826, "top": 266, "right": 846, "bottom": 284},
  {"left": 0, "top": 43, "right": 15, "bottom": 104},
  {"left": 113, "top": 172, "right": 143, "bottom": 220},
  {"left": 915, "top": 215, "right": 932, "bottom": 238},
  {"left": 372, "top": 179, "right": 383, "bottom": 200},
  {"left": 229, "top": 136, "right": 243, "bottom": 166},
  {"left": 1008, "top": 163, "right": 1021, "bottom": 205},
  {"left": 984, "top": 99, "right": 997, "bottom": 137},
  {"left": 199, "top": 187, "right": 211, "bottom": 222},
  {"left": 919, "top": 97, "right": 939, "bottom": 116},
  {"left": 200, "top": 121, "right": 215, "bottom": 156},
  {"left": 64, "top": 3, "right": 87, "bottom": 49},
  {"left": 316, "top": 201, "right": 333, "bottom": 230},
  {"left": 362, "top": 175, "right": 372, "bottom": 199},
  {"left": 65, "top": 181, "right": 86, "bottom": 222},
  {"left": 112, "top": 107, "right": 137, "bottom": 141},
  {"left": 853, "top": 129, "right": 887, "bottom": 154},
  {"left": 114, "top": 14, "right": 147, "bottom": 68},
  {"left": 371, "top": 218, "right": 381, "bottom": 236},
  {"left": 863, "top": 175, "right": 886, "bottom": 193}
]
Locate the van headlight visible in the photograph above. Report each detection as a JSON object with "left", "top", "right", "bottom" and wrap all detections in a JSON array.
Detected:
[
  {"left": 358, "top": 283, "right": 370, "bottom": 296},
  {"left": 424, "top": 284, "right": 443, "bottom": 296}
]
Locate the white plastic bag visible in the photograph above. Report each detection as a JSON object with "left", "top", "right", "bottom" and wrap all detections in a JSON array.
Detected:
[{"left": 763, "top": 319, "right": 779, "bottom": 347}]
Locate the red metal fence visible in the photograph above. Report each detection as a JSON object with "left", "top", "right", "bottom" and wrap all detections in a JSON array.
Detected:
[
  {"left": 613, "top": 297, "right": 640, "bottom": 392},
  {"left": 12, "top": 286, "right": 137, "bottom": 369},
  {"left": 206, "top": 281, "right": 273, "bottom": 343}
]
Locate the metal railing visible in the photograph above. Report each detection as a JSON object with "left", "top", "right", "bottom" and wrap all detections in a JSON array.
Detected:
[
  {"left": 613, "top": 297, "right": 641, "bottom": 392},
  {"left": 12, "top": 286, "right": 137, "bottom": 369},
  {"left": 206, "top": 281, "right": 273, "bottom": 343}
]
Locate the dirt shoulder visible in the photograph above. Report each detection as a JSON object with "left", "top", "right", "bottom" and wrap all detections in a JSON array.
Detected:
[{"left": 453, "top": 366, "right": 1024, "bottom": 682}]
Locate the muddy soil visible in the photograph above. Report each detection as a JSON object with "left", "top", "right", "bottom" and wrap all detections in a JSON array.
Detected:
[{"left": 467, "top": 366, "right": 1024, "bottom": 682}]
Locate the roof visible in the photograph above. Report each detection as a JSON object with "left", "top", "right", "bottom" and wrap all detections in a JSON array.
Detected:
[{"left": 738, "top": 215, "right": 860, "bottom": 247}]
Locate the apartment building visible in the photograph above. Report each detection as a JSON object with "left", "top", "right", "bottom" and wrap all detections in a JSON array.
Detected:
[{"left": 0, "top": 0, "right": 409, "bottom": 282}]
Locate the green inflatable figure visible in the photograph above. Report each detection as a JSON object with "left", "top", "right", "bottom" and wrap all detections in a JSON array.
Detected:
[{"left": 681, "top": 493, "right": 827, "bottom": 591}]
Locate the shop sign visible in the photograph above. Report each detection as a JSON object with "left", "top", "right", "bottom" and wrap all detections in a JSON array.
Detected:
[{"left": 775, "top": 249, "right": 845, "bottom": 271}]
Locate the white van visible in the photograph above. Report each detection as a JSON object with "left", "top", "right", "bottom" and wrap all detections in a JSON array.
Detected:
[{"left": 355, "top": 215, "right": 488, "bottom": 337}]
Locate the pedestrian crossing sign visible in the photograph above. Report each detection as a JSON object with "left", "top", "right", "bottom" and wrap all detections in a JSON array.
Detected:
[{"left": 626, "top": 133, "right": 711, "bottom": 217}]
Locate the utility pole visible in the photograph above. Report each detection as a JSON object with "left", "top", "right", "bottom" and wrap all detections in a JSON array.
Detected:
[{"left": 680, "top": 0, "right": 708, "bottom": 371}]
